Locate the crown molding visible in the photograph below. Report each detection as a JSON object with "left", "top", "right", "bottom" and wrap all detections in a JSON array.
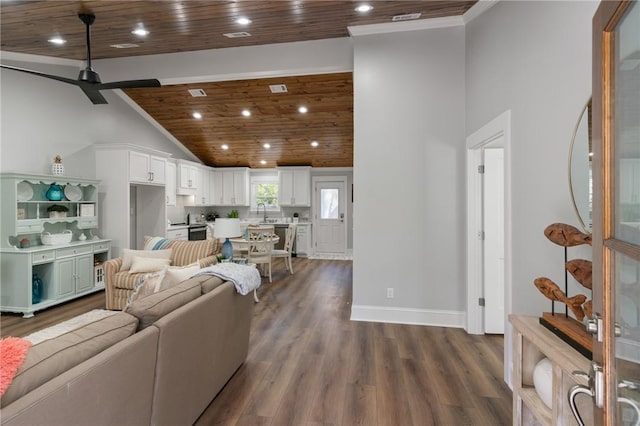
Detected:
[
  {"left": 347, "top": 0, "right": 500, "bottom": 37},
  {"left": 0, "top": 50, "right": 83, "bottom": 67}
]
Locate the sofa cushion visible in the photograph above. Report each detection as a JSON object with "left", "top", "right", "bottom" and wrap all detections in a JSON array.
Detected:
[
  {"left": 0, "top": 312, "right": 138, "bottom": 407},
  {"left": 125, "top": 279, "right": 202, "bottom": 330},
  {"left": 120, "top": 248, "right": 172, "bottom": 271},
  {"left": 129, "top": 256, "right": 171, "bottom": 274},
  {"left": 144, "top": 237, "right": 218, "bottom": 267},
  {"left": 157, "top": 263, "right": 201, "bottom": 292}
]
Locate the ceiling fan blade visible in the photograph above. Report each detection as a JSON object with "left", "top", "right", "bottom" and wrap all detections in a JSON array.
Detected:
[
  {"left": 80, "top": 87, "right": 108, "bottom": 105},
  {"left": 0, "top": 64, "right": 79, "bottom": 86},
  {"left": 96, "top": 79, "right": 161, "bottom": 90}
]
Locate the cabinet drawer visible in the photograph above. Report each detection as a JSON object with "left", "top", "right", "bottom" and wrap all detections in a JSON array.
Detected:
[
  {"left": 56, "top": 245, "right": 92, "bottom": 259},
  {"left": 16, "top": 222, "right": 44, "bottom": 234},
  {"left": 93, "top": 242, "right": 110, "bottom": 253},
  {"left": 32, "top": 250, "right": 55, "bottom": 264}
]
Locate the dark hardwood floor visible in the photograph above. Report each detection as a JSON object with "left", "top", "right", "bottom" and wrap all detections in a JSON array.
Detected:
[{"left": 0, "top": 258, "right": 512, "bottom": 425}]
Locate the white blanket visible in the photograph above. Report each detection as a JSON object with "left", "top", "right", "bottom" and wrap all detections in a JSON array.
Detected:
[{"left": 194, "top": 263, "right": 261, "bottom": 295}]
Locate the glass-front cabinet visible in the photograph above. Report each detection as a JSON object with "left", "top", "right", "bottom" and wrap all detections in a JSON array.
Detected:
[{"left": 0, "top": 173, "right": 110, "bottom": 317}]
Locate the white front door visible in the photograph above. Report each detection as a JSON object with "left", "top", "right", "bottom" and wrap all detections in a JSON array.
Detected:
[
  {"left": 313, "top": 179, "right": 346, "bottom": 254},
  {"left": 483, "top": 148, "right": 505, "bottom": 334}
]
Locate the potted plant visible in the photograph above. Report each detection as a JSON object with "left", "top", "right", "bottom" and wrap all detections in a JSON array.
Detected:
[{"left": 47, "top": 204, "right": 69, "bottom": 218}]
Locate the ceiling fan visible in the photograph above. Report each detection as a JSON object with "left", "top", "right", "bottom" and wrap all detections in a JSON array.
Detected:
[{"left": 0, "top": 13, "right": 161, "bottom": 105}]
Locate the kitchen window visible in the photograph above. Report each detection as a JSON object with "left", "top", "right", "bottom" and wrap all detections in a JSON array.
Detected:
[{"left": 251, "top": 175, "right": 279, "bottom": 212}]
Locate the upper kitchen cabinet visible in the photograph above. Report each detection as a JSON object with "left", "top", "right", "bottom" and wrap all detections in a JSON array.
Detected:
[
  {"left": 213, "top": 168, "right": 250, "bottom": 206},
  {"left": 129, "top": 151, "right": 166, "bottom": 185},
  {"left": 177, "top": 160, "right": 199, "bottom": 195},
  {"left": 279, "top": 167, "right": 311, "bottom": 206},
  {"left": 165, "top": 161, "right": 176, "bottom": 206},
  {"left": 195, "top": 166, "right": 212, "bottom": 206}
]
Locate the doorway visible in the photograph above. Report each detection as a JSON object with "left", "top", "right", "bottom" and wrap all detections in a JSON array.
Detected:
[
  {"left": 466, "top": 110, "right": 512, "bottom": 382},
  {"left": 312, "top": 176, "right": 347, "bottom": 255}
]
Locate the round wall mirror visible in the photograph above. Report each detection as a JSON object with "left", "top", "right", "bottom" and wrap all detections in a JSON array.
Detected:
[{"left": 568, "top": 99, "right": 592, "bottom": 234}]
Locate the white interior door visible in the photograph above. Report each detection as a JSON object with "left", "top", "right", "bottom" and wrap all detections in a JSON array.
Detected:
[
  {"left": 483, "top": 148, "right": 505, "bottom": 334},
  {"left": 314, "top": 179, "right": 346, "bottom": 254}
]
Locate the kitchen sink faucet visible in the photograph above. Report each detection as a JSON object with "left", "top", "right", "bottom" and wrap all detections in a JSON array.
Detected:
[{"left": 258, "top": 203, "right": 268, "bottom": 223}]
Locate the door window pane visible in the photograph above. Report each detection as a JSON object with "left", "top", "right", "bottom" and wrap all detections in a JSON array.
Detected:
[
  {"left": 614, "top": 0, "right": 640, "bottom": 247},
  {"left": 320, "top": 189, "right": 339, "bottom": 219}
]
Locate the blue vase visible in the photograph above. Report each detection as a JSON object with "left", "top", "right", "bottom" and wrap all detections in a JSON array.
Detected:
[
  {"left": 46, "top": 183, "right": 63, "bottom": 201},
  {"left": 32, "top": 273, "right": 43, "bottom": 304}
]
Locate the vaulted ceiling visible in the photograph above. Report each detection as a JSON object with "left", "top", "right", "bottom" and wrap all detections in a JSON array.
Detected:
[{"left": 0, "top": 1, "right": 477, "bottom": 168}]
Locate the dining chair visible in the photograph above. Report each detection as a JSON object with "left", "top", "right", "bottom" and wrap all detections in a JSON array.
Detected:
[
  {"left": 247, "top": 224, "right": 275, "bottom": 239},
  {"left": 247, "top": 234, "right": 273, "bottom": 283},
  {"left": 271, "top": 224, "right": 296, "bottom": 274}
]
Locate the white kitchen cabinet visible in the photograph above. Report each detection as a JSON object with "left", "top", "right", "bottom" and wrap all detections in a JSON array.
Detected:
[
  {"left": 214, "top": 168, "right": 250, "bottom": 206},
  {"left": 166, "top": 227, "right": 188, "bottom": 241},
  {"left": 211, "top": 171, "right": 222, "bottom": 206},
  {"left": 279, "top": 167, "right": 311, "bottom": 206},
  {"left": 177, "top": 160, "right": 199, "bottom": 195},
  {"left": 166, "top": 161, "right": 176, "bottom": 206},
  {"left": 195, "top": 166, "right": 212, "bottom": 205},
  {"left": 620, "top": 159, "right": 640, "bottom": 204},
  {"left": 129, "top": 151, "right": 166, "bottom": 185}
]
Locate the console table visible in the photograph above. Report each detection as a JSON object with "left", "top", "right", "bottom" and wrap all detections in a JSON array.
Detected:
[{"left": 510, "top": 315, "right": 593, "bottom": 425}]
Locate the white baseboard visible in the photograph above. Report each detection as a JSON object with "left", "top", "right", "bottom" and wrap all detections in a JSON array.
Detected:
[{"left": 350, "top": 304, "right": 466, "bottom": 328}]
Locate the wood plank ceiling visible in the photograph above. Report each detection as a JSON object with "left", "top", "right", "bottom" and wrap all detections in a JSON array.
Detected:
[{"left": 0, "top": 1, "right": 477, "bottom": 168}]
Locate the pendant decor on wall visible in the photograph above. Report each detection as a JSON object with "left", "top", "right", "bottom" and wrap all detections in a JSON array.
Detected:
[{"left": 534, "top": 222, "right": 593, "bottom": 358}]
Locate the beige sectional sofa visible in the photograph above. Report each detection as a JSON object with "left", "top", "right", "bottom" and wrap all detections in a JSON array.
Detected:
[{"left": 1, "top": 274, "right": 254, "bottom": 426}]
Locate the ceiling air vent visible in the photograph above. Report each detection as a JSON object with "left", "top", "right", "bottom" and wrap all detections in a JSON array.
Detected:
[
  {"left": 188, "top": 89, "right": 207, "bottom": 97},
  {"left": 392, "top": 13, "right": 422, "bottom": 22},
  {"left": 269, "top": 84, "right": 288, "bottom": 93},
  {"left": 110, "top": 43, "right": 139, "bottom": 49},
  {"left": 223, "top": 32, "right": 252, "bottom": 38}
]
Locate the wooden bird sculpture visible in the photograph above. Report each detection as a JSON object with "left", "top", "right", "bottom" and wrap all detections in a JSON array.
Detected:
[
  {"left": 566, "top": 259, "right": 593, "bottom": 290},
  {"left": 544, "top": 223, "right": 592, "bottom": 247},
  {"left": 534, "top": 277, "right": 588, "bottom": 321}
]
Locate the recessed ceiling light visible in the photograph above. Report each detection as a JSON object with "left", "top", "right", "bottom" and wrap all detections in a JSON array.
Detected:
[
  {"left": 48, "top": 37, "right": 66, "bottom": 45},
  {"left": 242, "top": 109, "right": 251, "bottom": 117},
  {"left": 236, "top": 17, "right": 252, "bottom": 25},
  {"left": 263, "top": 143, "right": 271, "bottom": 149},
  {"left": 298, "top": 106, "right": 308, "bottom": 114},
  {"left": 131, "top": 26, "right": 149, "bottom": 36},
  {"left": 192, "top": 112, "right": 202, "bottom": 119},
  {"left": 260, "top": 160, "right": 267, "bottom": 165},
  {"left": 221, "top": 144, "right": 229, "bottom": 150},
  {"left": 355, "top": 4, "right": 374, "bottom": 13},
  {"left": 311, "top": 141, "right": 319, "bottom": 147}
]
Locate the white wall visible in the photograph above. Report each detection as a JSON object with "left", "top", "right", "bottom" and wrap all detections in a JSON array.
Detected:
[
  {"left": 0, "top": 61, "right": 186, "bottom": 177},
  {"left": 351, "top": 25, "right": 467, "bottom": 326},
  {"left": 466, "top": 0, "right": 598, "bottom": 319}
]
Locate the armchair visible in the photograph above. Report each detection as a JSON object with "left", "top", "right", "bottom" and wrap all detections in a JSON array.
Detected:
[{"left": 104, "top": 237, "right": 220, "bottom": 310}]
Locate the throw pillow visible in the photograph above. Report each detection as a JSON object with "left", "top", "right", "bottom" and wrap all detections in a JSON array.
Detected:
[
  {"left": 125, "top": 272, "right": 165, "bottom": 308},
  {"left": 157, "top": 263, "right": 201, "bottom": 292},
  {"left": 120, "top": 248, "right": 172, "bottom": 271},
  {"left": 128, "top": 256, "right": 171, "bottom": 274}
]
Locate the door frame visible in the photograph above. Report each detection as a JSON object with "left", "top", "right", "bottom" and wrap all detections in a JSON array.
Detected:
[
  {"left": 311, "top": 175, "right": 348, "bottom": 255},
  {"left": 466, "top": 110, "right": 512, "bottom": 380}
]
